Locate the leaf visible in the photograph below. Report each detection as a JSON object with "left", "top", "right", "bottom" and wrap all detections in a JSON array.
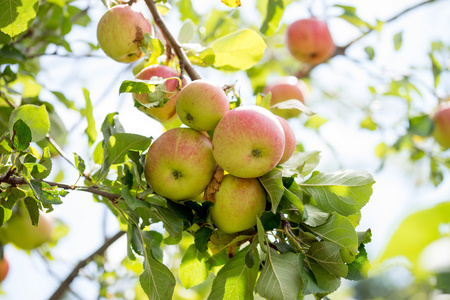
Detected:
[
  {"left": 408, "top": 114, "right": 434, "bottom": 137},
  {"left": 24, "top": 197, "right": 39, "bottom": 226},
  {"left": 82, "top": 88, "right": 97, "bottom": 147},
  {"left": 29, "top": 180, "right": 63, "bottom": 205},
  {"left": 260, "top": 0, "right": 285, "bottom": 36},
  {"left": 299, "top": 170, "right": 375, "bottom": 216},
  {"left": 304, "top": 115, "right": 328, "bottom": 130},
  {"left": 121, "top": 187, "right": 151, "bottom": 210},
  {"left": 377, "top": 201, "right": 450, "bottom": 272},
  {"left": 270, "top": 99, "right": 315, "bottom": 117},
  {"left": 364, "top": 46, "right": 375, "bottom": 60},
  {"left": 0, "top": 206, "right": 12, "bottom": 226},
  {"left": 221, "top": 0, "right": 240, "bottom": 8},
  {"left": 195, "top": 227, "right": 213, "bottom": 252},
  {"left": 259, "top": 168, "right": 283, "bottom": 213},
  {"left": 281, "top": 151, "right": 321, "bottom": 178},
  {"left": 298, "top": 255, "right": 341, "bottom": 296},
  {"left": 73, "top": 153, "right": 86, "bottom": 176},
  {"left": 307, "top": 213, "right": 359, "bottom": 259},
  {"left": 393, "top": 32, "right": 403, "bottom": 51},
  {"left": 11, "top": 119, "right": 31, "bottom": 151},
  {"left": 335, "top": 5, "right": 371, "bottom": 30},
  {"left": 179, "top": 244, "right": 211, "bottom": 289},
  {"left": 256, "top": 248, "right": 301, "bottom": 300},
  {"left": 306, "top": 241, "right": 348, "bottom": 277},
  {"left": 31, "top": 147, "right": 52, "bottom": 180},
  {"left": 178, "top": 19, "right": 195, "bottom": 43},
  {"left": 139, "top": 240, "right": 175, "bottom": 300},
  {"left": 211, "top": 29, "right": 266, "bottom": 71},
  {"left": 154, "top": 206, "right": 183, "bottom": 241},
  {"left": 303, "top": 204, "right": 329, "bottom": 227},
  {"left": 106, "top": 133, "right": 152, "bottom": 165},
  {"left": 346, "top": 244, "right": 371, "bottom": 281},
  {"left": 208, "top": 246, "right": 259, "bottom": 300},
  {"left": 119, "top": 78, "right": 166, "bottom": 95},
  {"left": 0, "top": 0, "right": 39, "bottom": 37},
  {"left": 9, "top": 104, "right": 50, "bottom": 142}
]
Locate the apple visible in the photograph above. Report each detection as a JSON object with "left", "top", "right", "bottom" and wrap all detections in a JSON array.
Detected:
[
  {"left": 176, "top": 80, "right": 229, "bottom": 131},
  {"left": 97, "top": 4, "right": 153, "bottom": 63},
  {"left": 286, "top": 17, "right": 335, "bottom": 65},
  {"left": 145, "top": 128, "right": 216, "bottom": 201},
  {"left": 134, "top": 65, "right": 186, "bottom": 123},
  {"left": 210, "top": 174, "right": 266, "bottom": 234},
  {"left": 1, "top": 208, "right": 53, "bottom": 250},
  {"left": 264, "top": 76, "right": 307, "bottom": 119},
  {"left": 0, "top": 256, "right": 9, "bottom": 283},
  {"left": 276, "top": 116, "right": 296, "bottom": 164},
  {"left": 431, "top": 101, "right": 450, "bottom": 149},
  {"left": 212, "top": 105, "right": 285, "bottom": 178}
]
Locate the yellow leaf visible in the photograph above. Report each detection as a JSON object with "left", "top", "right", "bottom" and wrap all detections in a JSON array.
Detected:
[{"left": 221, "top": 0, "right": 241, "bottom": 8}]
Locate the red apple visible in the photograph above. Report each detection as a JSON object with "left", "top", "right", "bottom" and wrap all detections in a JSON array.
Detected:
[
  {"left": 0, "top": 256, "right": 9, "bottom": 283},
  {"left": 134, "top": 65, "right": 186, "bottom": 123},
  {"left": 431, "top": 101, "right": 450, "bottom": 149},
  {"left": 145, "top": 128, "right": 216, "bottom": 201},
  {"left": 212, "top": 105, "right": 285, "bottom": 178},
  {"left": 276, "top": 116, "right": 296, "bottom": 164},
  {"left": 264, "top": 76, "right": 307, "bottom": 119},
  {"left": 286, "top": 17, "right": 335, "bottom": 65},
  {"left": 97, "top": 4, "right": 153, "bottom": 63},
  {"left": 210, "top": 175, "right": 266, "bottom": 234},
  {"left": 176, "top": 80, "right": 229, "bottom": 131}
]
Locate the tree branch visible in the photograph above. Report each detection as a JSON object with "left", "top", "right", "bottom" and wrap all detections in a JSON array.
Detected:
[
  {"left": 143, "top": 0, "right": 201, "bottom": 81},
  {"left": 48, "top": 231, "right": 126, "bottom": 300}
]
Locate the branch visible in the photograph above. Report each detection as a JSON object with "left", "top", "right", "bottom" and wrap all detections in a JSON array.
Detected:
[
  {"left": 0, "top": 176, "right": 122, "bottom": 202},
  {"left": 48, "top": 231, "right": 126, "bottom": 300},
  {"left": 143, "top": 0, "right": 201, "bottom": 81}
]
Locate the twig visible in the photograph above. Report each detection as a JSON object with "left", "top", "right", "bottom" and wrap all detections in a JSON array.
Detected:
[
  {"left": 48, "top": 231, "right": 126, "bottom": 300},
  {"left": 143, "top": 0, "right": 201, "bottom": 81}
]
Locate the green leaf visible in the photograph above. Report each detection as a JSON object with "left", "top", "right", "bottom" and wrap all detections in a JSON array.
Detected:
[
  {"left": 0, "top": 0, "right": 39, "bottom": 37},
  {"left": 335, "top": 5, "right": 371, "bottom": 30},
  {"left": 154, "top": 206, "right": 183, "bottom": 241},
  {"left": 307, "top": 213, "right": 359, "bottom": 262},
  {"left": 281, "top": 151, "right": 321, "bottom": 178},
  {"left": 306, "top": 241, "right": 348, "bottom": 277},
  {"left": 304, "top": 115, "right": 328, "bottom": 130},
  {"left": 24, "top": 197, "right": 39, "bottom": 226},
  {"left": 178, "top": 19, "right": 195, "bottom": 43},
  {"left": 270, "top": 100, "right": 316, "bottom": 117},
  {"left": 208, "top": 246, "right": 259, "bottom": 300},
  {"left": 408, "top": 114, "right": 434, "bottom": 137},
  {"left": 73, "top": 152, "right": 86, "bottom": 176},
  {"left": 82, "top": 88, "right": 97, "bottom": 147},
  {"left": 9, "top": 104, "right": 50, "bottom": 142},
  {"left": 107, "top": 133, "right": 151, "bottom": 165},
  {"left": 298, "top": 255, "right": 341, "bottom": 296},
  {"left": 194, "top": 227, "right": 213, "bottom": 252},
  {"left": 177, "top": 0, "right": 199, "bottom": 24},
  {"left": 31, "top": 147, "right": 52, "bottom": 180},
  {"left": 121, "top": 187, "right": 151, "bottom": 210},
  {"left": 260, "top": 0, "right": 285, "bottom": 36},
  {"left": 119, "top": 78, "right": 166, "bottom": 95},
  {"left": 221, "top": 0, "right": 240, "bottom": 8},
  {"left": 364, "top": 46, "right": 375, "bottom": 60},
  {"left": 300, "top": 170, "right": 375, "bottom": 216},
  {"left": 393, "top": 32, "right": 403, "bottom": 51},
  {"left": 346, "top": 244, "right": 371, "bottom": 281},
  {"left": 179, "top": 244, "right": 211, "bottom": 289},
  {"left": 259, "top": 168, "right": 284, "bottom": 213},
  {"left": 303, "top": 204, "right": 329, "bottom": 227},
  {"left": 211, "top": 29, "right": 266, "bottom": 71},
  {"left": 360, "top": 115, "right": 377, "bottom": 131},
  {"left": 29, "top": 180, "right": 63, "bottom": 205},
  {"left": 0, "top": 206, "right": 12, "bottom": 226},
  {"left": 256, "top": 248, "right": 301, "bottom": 300},
  {"left": 11, "top": 119, "right": 31, "bottom": 151},
  {"left": 377, "top": 201, "right": 450, "bottom": 272}
]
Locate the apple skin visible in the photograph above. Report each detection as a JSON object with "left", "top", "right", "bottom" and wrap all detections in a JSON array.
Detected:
[
  {"left": 264, "top": 76, "right": 307, "bottom": 119},
  {"left": 0, "top": 210, "right": 53, "bottom": 250},
  {"left": 286, "top": 17, "right": 335, "bottom": 65},
  {"left": 134, "top": 65, "right": 186, "bottom": 123},
  {"left": 176, "top": 80, "right": 229, "bottom": 131},
  {"left": 276, "top": 116, "right": 296, "bottom": 164},
  {"left": 210, "top": 175, "right": 266, "bottom": 234},
  {"left": 212, "top": 105, "right": 285, "bottom": 178},
  {"left": 0, "top": 256, "right": 9, "bottom": 283},
  {"left": 145, "top": 128, "right": 216, "bottom": 201},
  {"left": 431, "top": 101, "right": 450, "bottom": 149},
  {"left": 97, "top": 5, "right": 153, "bottom": 63}
]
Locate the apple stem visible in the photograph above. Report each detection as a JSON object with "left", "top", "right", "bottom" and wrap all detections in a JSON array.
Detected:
[{"left": 252, "top": 149, "right": 262, "bottom": 158}]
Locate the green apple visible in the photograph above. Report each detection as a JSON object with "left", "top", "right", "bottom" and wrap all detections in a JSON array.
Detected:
[
  {"left": 176, "top": 80, "right": 229, "bottom": 131},
  {"left": 1, "top": 208, "right": 53, "bottom": 250},
  {"left": 0, "top": 256, "right": 9, "bottom": 283},
  {"left": 276, "top": 116, "right": 296, "bottom": 164},
  {"left": 211, "top": 174, "right": 266, "bottom": 234},
  {"left": 287, "top": 17, "right": 335, "bottom": 65},
  {"left": 97, "top": 4, "right": 153, "bottom": 63},
  {"left": 134, "top": 65, "right": 186, "bottom": 123},
  {"left": 264, "top": 76, "right": 307, "bottom": 119},
  {"left": 212, "top": 105, "right": 285, "bottom": 178},
  {"left": 145, "top": 128, "right": 216, "bottom": 201},
  {"left": 432, "top": 101, "right": 450, "bottom": 148}
]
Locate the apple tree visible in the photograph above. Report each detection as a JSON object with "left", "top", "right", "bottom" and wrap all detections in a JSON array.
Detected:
[{"left": 0, "top": 0, "right": 449, "bottom": 299}]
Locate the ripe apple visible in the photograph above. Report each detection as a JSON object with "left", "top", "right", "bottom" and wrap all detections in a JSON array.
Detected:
[
  {"left": 286, "top": 17, "right": 335, "bottom": 65},
  {"left": 134, "top": 65, "right": 186, "bottom": 123},
  {"left": 145, "top": 128, "right": 216, "bottom": 201},
  {"left": 431, "top": 101, "right": 450, "bottom": 149},
  {"left": 210, "top": 175, "right": 266, "bottom": 234},
  {"left": 276, "top": 116, "right": 296, "bottom": 164},
  {"left": 97, "top": 4, "right": 153, "bottom": 63},
  {"left": 264, "top": 76, "right": 307, "bottom": 119},
  {"left": 0, "top": 256, "right": 9, "bottom": 283},
  {"left": 212, "top": 105, "right": 285, "bottom": 178},
  {"left": 176, "top": 80, "right": 229, "bottom": 131},
  {"left": 1, "top": 209, "right": 53, "bottom": 250}
]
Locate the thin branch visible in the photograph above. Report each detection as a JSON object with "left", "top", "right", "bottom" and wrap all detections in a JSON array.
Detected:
[
  {"left": 48, "top": 231, "right": 126, "bottom": 300},
  {"left": 143, "top": 0, "right": 201, "bottom": 81}
]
